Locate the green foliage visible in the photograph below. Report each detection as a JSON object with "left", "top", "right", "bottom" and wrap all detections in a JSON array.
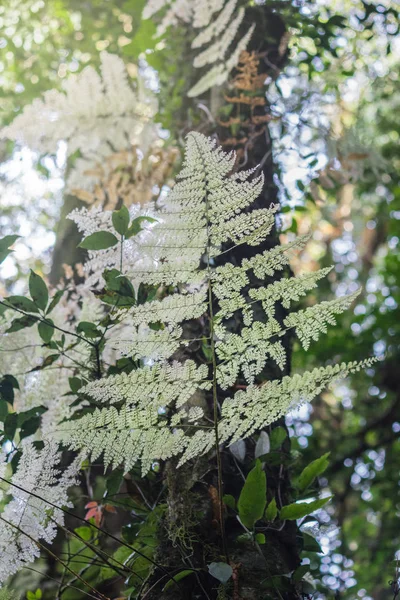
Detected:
[
  {"left": 0, "top": 235, "right": 19, "bottom": 264},
  {"left": 38, "top": 319, "right": 54, "bottom": 343},
  {"left": 264, "top": 497, "right": 278, "bottom": 522},
  {"left": 5, "top": 296, "right": 39, "bottom": 313},
  {"left": 112, "top": 205, "right": 130, "bottom": 236},
  {"left": 279, "top": 496, "right": 332, "bottom": 520},
  {"left": 78, "top": 231, "right": 119, "bottom": 250},
  {"left": 29, "top": 270, "right": 48, "bottom": 311},
  {"left": 237, "top": 460, "right": 266, "bottom": 529},
  {"left": 163, "top": 570, "right": 195, "bottom": 591},
  {"left": 0, "top": 589, "right": 20, "bottom": 600},
  {"left": 269, "top": 426, "right": 287, "bottom": 449},
  {"left": 295, "top": 452, "right": 330, "bottom": 492}
]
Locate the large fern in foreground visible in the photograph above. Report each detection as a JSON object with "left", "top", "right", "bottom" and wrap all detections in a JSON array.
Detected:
[{"left": 59, "top": 132, "right": 374, "bottom": 474}]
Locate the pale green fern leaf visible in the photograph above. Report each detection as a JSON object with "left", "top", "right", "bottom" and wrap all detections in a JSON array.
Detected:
[{"left": 284, "top": 290, "right": 361, "bottom": 350}]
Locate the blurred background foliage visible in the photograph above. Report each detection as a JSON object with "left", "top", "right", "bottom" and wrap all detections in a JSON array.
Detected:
[{"left": 0, "top": 0, "right": 399, "bottom": 598}]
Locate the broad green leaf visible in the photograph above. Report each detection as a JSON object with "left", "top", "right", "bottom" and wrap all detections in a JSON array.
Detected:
[
  {"left": 265, "top": 497, "right": 278, "bottom": 522},
  {"left": 0, "top": 235, "right": 19, "bottom": 263},
  {"left": 47, "top": 289, "right": 65, "bottom": 314},
  {"left": 77, "top": 321, "right": 101, "bottom": 338},
  {"left": 238, "top": 459, "right": 266, "bottom": 529},
  {"left": 270, "top": 426, "right": 287, "bottom": 449},
  {"left": 302, "top": 532, "right": 322, "bottom": 553},
  {"left": 126, "top": 216, "right": 157, "bottom": 238},
  {"left": 29, "top": 354, "right": 59, "bottom": 372},
  {"left": 0, "top": 234, "right": 19, "bottom": 253},
  {"left": 6, "top": 314, "right": 38, "bottom": 333},
  {"left": 163, "top": 570, "right": 195, "bottom": 591},
  {"left": 38, "top": 319, "right": 54, "bottom": 343},
  {"left": 78, "top": 231, "right": 118, "bottom": 250},
  {"left": 293, "top": 565, "right": 310, "bottom": 582},
  {"left": 0, "top": 399, "right": 8, "bottom": 422},
  {"left": 255, "top": 533, "right": 266, "bottom": 544},
  {"left": 295, "top": 453, "right": 330, "bottom": 492},
  {"left": 112, "top": 205, "right": 130, "bottom": 235},
  {"left": 0, "top": 375, "right": 19, "bottom": 405},
  {"left": 0, "top": 375, "right": 19, "bottom": 400},
  {"left": 29, "top": 270, "right": 48, "bottom": 311},
  {"left": 74, "top": 526, "right": 93, "bottom": 541},
  {"left": 223, "top": 494, "right": 236, "bottom": 510},
  {"left": 279, "top": 496, "right": 332, "bottom": 520},
  {"left": 100, "top": 545, "right": 134, "bottom": 581},
  {"left": 103, "top": 269, "right": 135, "bottom": 298},
  {"left": 5, "top": 295, "right": 39, "bottom": 313},
  {"left": 105, "top": 468, "right": 124, "bottom": 498},
  {"left": 69, "top": 377, "right": 85, "bottom": 393},
  {"left": 208, "top": 562, "right": 233, "bottom": 584}
]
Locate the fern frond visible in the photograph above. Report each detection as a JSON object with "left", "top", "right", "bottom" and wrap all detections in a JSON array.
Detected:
[
  {"left": 284, "top": 290, "right": 361, "bottom": 350},
  {"left": 0, "top": 442, "right": 79, "bottom": 584},
  {"left": 81, "top": 360, "right": 210, "bottom": 408},
  {"left": 142, "top": 0, "right": 255, "bottom": 97},
  {"left": 219, "top": 359, "right": 377, "bottom": 444},
  {"left": 56, "top": 133, "right": 372, "bottom": 480}
]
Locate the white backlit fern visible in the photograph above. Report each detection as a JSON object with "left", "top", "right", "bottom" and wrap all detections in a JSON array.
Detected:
[
  {"left": 0, "top": 442, "right": 80, "bottom": 584},
  {"left": 1, "top": 52, "right": 158, "bottom": 192},
  {"left": 142, "top": 0, "right": 255, "bottom": 97},
  {"left": 59, "top": 133, "right": 374, "bottom": 474}
]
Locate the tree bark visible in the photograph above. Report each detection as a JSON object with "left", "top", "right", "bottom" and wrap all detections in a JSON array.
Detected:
[{"left": 144, "top": 5, "right": 302, "bottom": 599}]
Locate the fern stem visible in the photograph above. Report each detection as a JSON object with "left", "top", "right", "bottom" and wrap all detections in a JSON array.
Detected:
[
  {"left": 200, "top": 140, "right": 229, "bottom": 561},
  {"left": 208, "top": 275, "right": 229, "bottom": 563}
]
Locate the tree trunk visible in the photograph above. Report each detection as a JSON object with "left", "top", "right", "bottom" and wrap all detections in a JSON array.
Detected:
[{"left": 144, "top": 5, "right": 302, "bottom": 599}]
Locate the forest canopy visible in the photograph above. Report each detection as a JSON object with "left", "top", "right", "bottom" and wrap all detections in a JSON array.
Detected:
[{"left": 0, "top": 1, "right": 399, "bottom": 599}]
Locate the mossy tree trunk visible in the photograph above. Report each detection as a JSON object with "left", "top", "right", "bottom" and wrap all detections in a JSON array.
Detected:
[{"left": 144, "top": 5, "right": 302, "bottom": 600}]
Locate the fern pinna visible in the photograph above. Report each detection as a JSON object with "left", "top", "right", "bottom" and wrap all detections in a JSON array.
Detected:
[{"left": 59, "top": 132, "right": 373, "bottom": 474}]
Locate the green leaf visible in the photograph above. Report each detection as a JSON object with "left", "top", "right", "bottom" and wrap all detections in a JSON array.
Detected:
[
  {"left": 6, "top": 314, "right": 38, "bottom": 333},
  {"left": 0, "top": 400, "right": 9, "bottom": 422},
  {"left": 163, "top": 570, "right": 195, "bottom": 591},
  {"left": 4, "top": 413, "right": 18, "bottom": 440},
  {"left": 126, "top": 216, "right": 157, "bottom": 238},
  {"left": 78, "top": 231, "right": 118, "bottom": 250},
  {"left": 208, "top": 562, "right": 233, "bottom": 584},
  {"left": 103, "top": 269, "right": 135, "bottom": 297},
  {"left": 223, "top": 494, "right": 236, "bottom": 510},
  {"left": 105, "top": 469, "right": 124, "bottom": 498},
  {"left": 255, "top": 533, "right": 266, "bottom": 544},
  {"left": 74, "top": 526, "right": 93, "bottom": 541},
  {"left": 112, "top": 205, "right": 130, "bottom": 235},
  {"left": 270, "top": 426, "right": 287, "bottom": 449},
  {"left": 279, "top": 496, "right": 332, "bottom": 520},
  {"left": 77, "top": 321, "right": 101, "bottom": 338},
  {"left": 293, "top": 565, "right": 310, "bottom": 582},
  {"left": 100, "top": 545, "right": 135, "bottom": 581},
  {"left": 29, "top": 270, "right": 48, "bottom": 311},
  {"left": 295, "top": 453, "right": 330, "bottom": 492},
  {"left": 47, "top": 289, "right": 65, "bottom": 314},
  {"left": 38, "top": 319, "right": 54, "bottom": 343},
  {"left": 0, "top": 234, "right": 19, "bottom": 253},
  {"left": 0, "top": 375, "right": 19, "bottom": 405},
  {"left": 0, "top": 234, "right": 19, "bottom": 264},
  {"left": 265, "top": 497, "right": 278, "bottom": 522},
  {"left": 5, "top": 295, "right": 39, "bottom": 313},
  {"left": 238, "top": 459, "right": 266, "bottom": 529},
  {"left": 69, "top": 377, "right": 85, "bottom": 393},
  {"left": 29, "top": 354, "right": 59, "bottom": 372},
  {"left": 302, "top": 532, "right": 322, "bottom": 553},
  {"left": 17, "top": 407, "right": 47, "bottom": 429}
]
